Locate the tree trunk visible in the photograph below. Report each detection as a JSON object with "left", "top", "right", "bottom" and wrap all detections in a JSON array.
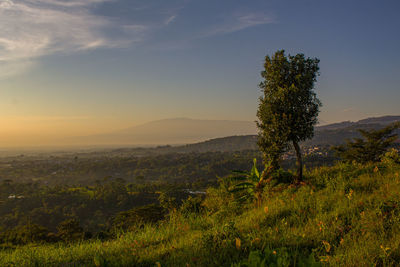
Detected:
[{"left": 293, "top": 141, "right": 303, "bottom": 183}]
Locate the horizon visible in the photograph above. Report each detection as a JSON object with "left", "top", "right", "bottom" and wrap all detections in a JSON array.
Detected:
[
  {"left": 1, "top": 0, "right": 400, "bottom": 147},
  {"left": 0, "top": 115, "right": 397, "bottom": 150}
]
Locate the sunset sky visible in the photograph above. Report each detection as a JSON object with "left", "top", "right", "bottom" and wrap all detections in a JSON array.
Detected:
[{"left": 0, "top": 0, "right": 400, "bottom": 146}]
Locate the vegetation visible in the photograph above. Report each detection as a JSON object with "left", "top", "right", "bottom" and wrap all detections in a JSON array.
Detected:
[
  {"left": 0, "top": 153, "right": 400, "bottom": 266},
  {"left": 0, "top": 121, "right": 398, "bottom": 265},
  {"left": 227, "top": 159, "right": 272, "bottom": 207},
  {"left": 0, "top": 45, "right": 397, "bottom": 265},
  {"left": 334, "top": 122, "right": 400, "bottom": 163},
  {"left": 0, "top": 150, "right": 262, "bottom": 186},
  {"left": 0, "top": 148, "right": 338, "bottom": 247},
  {"left": 257, "top": 50, "right": 321, "bottom": 182}
]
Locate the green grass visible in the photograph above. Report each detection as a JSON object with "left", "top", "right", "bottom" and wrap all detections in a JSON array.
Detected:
[{"left": 1, "top": 159, "right": 400, "bottom": 266}]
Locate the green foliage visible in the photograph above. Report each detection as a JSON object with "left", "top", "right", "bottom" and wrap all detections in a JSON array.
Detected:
[
  {"left": 57, "top": 219, "right": 84, "bottom": 242},
  {"left": 112, "top": 204, "right": 165, "bottom": 231},
  {"left": 257, "top": 50, "right": 321, "bottom": 181},
  {"left": 0, "top": 224, "right": 50, "bottom": 245},
  {"left": 382, "top": 148, "right": 400, "bottom": 165},
  {"left": 334, "top": 122, "right": 400, "bottom": 163},
  {"left": 202, "top": 179, "right": 240, "bottom": 218},
  {"left": 3, "top": 161, "right": 400, "bottom": 266},
  {"left": 227, "top": 159, "right": 272, "bottom": 206},
  {"left": 231, "top": 248, "right": 320, "bottom": 267},
  {"left": 270, "top": 168, "right": 293, "bottom": 184},
  {"left": 158, "top": 192, "right": 177, "bottom": 212},
  {"left": 179, "top": 196, "right": 204, "bottom": 215}
]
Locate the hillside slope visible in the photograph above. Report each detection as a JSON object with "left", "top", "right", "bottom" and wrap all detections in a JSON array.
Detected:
[
  {"left": 2, "top": 158, "right": 400, "bottom": 266},
  {"left": 176, "top": 115, "right": 400, "bottom": 151}
]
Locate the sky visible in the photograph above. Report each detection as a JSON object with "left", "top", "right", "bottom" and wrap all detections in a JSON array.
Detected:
[{"left": 0, "top": 0, "right": 400, "bottom": 146}]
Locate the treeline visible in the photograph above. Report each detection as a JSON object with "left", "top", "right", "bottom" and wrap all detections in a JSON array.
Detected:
[
  {"left": 0, "top": 178, "right": 192, "bottom": 247},
  {"left": 0, "top": 151, "right": 262, "bottom": 186},
  {"left": 0, "top": 149, "right": 339, "bottom": 186}
]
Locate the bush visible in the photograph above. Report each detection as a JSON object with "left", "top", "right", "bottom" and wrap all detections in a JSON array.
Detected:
[
  {"left": 57, "top": 219, "right": 84, "bottom": 242},
  {"left": 179, "top": 196, "right": 204, "bottom": 215},
  {"left": 333, "top": 122, "right": 400, "bottom": 163},
  {"left": 112, "top": 204, "right": 165, "bottom": 231},
  {"left": 0, "top": 224, "right": 50, "bottom": 245}
]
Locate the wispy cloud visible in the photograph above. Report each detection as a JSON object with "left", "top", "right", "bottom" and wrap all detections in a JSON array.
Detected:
[
  {"left": 0, "top": 0, "right": 144, "bottom": 77},
  {"left": 165, "top": 15, "right": 177, "bottom": 25},
  {"left": 202, "top": 12, "right": 275, "bottom": 37}
]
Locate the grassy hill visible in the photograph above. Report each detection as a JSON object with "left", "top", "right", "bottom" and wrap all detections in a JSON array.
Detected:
[{"left": 1, "top": 154, "right": 400, "bottom": 266}]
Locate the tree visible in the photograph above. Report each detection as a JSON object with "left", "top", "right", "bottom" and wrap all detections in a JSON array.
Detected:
[
  {"left": 57, "top": 218, "right": 84, "bottom": 242},
  {"left": 257, "top": 50, "right": 321, "bottom": 182},
  {"left": 333, "top": 122, "right": 400, "bottom": 164},
  {"left": 3, "top": 224, "right": 49, "bottom": 245}
]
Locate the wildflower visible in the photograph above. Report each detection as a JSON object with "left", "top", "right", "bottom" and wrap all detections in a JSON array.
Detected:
[
  {"left": 374, "top": 166, "right": 379, "bottom": 173},
  {"left": 320, "top": 255, "right": 330, "bottom": 262},
  {"left": 380, "top": 245, "right": 390, "bottom": 256},
  {"left": 317, "top": 221, "right": 325, "bottom": 232},
  {"left": 346, "top": 189, "right": 353, "bottom": 200},
  {"left": 264, "top": 206, "right": 269, "bottom": 214},
  {"left": 322, "top": 240, "right": 331, "bottom": 252},
  {"left": 235, "top": 238, "right": 241, "bottom": 249},
  {"left": 273, "top": 250, "right": 277, "bottom": 255}
]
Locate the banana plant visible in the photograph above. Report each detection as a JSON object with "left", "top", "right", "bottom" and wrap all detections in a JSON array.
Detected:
[{"left": 228, "top": 158, "right": 273, "bottom": 207}]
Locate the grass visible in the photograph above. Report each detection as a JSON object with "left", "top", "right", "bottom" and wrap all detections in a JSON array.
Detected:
[{"left": 1, "top": 158, "right": 400, "bottom": 266}]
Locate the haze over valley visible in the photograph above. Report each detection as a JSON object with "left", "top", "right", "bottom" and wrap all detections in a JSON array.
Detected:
[{"left": 1, "top": 1, "right": 400, "bottom": 266}]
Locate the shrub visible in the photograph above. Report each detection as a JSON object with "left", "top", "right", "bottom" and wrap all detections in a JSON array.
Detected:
[{"left": 333, "top": 122, "right": 400, "bottom": 164}]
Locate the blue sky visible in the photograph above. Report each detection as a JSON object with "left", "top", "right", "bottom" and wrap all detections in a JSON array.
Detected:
[{"left": 0, "top": 0, "right": 399, "bottom": 142}]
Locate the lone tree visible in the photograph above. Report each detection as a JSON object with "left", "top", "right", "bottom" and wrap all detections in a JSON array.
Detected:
[
  {"left": 257, "top": 50, "right": 321, "bottom": 182},
  {"left": 333, "top": 122, "right": 400, "bottom": 164}
]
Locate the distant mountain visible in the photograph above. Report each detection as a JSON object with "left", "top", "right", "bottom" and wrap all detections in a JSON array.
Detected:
[
  {"left": 164, "top": 135, "right": 258, "bottom": 153},
  {"left": 69, "top": 115, "right": 400, "bottom": 148},
  {"left": 318, "top": 116, "right": 400, "bottom": 131},
  {"left": 160, "top": 115, "right": 400, "bottom": 153},
  {"left": 71, "top": 118, "right": 257, "bottom": 145},
  {"left": 357, "top": 116, "right": 400, "bottom": 125},
  {"left": 307, "top": 115, "right": 400, "bottom": 146}
]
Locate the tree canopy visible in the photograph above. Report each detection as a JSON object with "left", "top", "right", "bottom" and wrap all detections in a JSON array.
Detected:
[
  {"left": 257, "top": 50, "right": 321, "bottom": 181},
  {"left": 333, "top": 122, "right": 400, "bottom": 163}
]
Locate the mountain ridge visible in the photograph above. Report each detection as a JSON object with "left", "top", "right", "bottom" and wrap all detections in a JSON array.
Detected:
[{"left": 69, "top": 115, "right": 400, "bottom": 147}]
